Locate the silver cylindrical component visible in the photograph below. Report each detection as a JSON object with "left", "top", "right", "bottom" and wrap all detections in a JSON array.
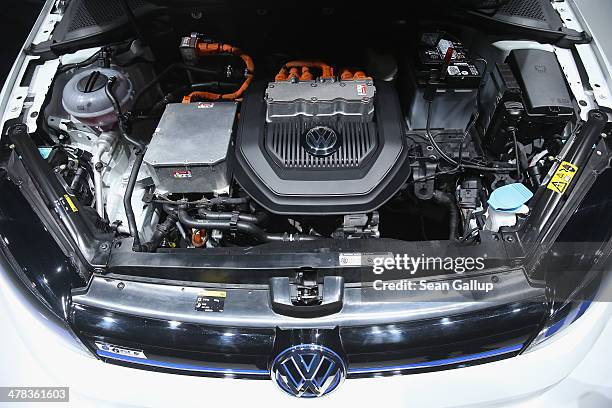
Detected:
[{"left": 93, "top": 131, "right": 118, "bottom": 217}]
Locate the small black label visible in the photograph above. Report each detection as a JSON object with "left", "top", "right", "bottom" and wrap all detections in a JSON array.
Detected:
[{"left": 195, "top": 290, "right": 226, "bottom": 312}]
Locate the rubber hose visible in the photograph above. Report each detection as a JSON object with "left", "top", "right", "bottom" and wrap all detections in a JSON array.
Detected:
[
  {"left": 176, "top": 209, "right": 320, "bottom": 243},
  {"left": 431, "top": 190, "right": 459, "bottom": 240},
  {"left": 105, "top": 78, "right": 146, "bottom": 151},
  {"left": 124, "top": 149, "right": 146, "bottom": 251},
  {"left": 142, "top": 213, "right": 178, "bottom": 252},
  {"left": 208, "top": 197, "right": 250, "bottom": 206},
  {"left": 197, "top": 209, "right": 268, "bottom": 225}
]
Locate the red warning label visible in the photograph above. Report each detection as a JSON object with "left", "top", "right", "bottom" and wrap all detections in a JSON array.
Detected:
[
  {"left": 172, "top": 170, "right": 193, "bottom": 179},
  {"left": 356, "top": 84, "right": 367, "bottom": 96}
]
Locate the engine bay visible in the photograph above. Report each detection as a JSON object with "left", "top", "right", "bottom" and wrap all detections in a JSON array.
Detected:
[{"left": 25, "top": 1, "right": 590, "bottom": 252}]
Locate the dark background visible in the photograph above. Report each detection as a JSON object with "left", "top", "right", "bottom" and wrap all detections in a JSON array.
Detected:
[{"left": 0, "top": 1, "right": 45, "bottom": 86}]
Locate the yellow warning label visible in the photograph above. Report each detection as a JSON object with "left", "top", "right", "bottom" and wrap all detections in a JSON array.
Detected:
[
  {"left": 200, "top": 290, "right": 227, "bottom": 298},
  {"left": 63, "top": 194, "right": 79, "bottom": 213},
  {"left": 547, "top": 161, "right": 578, "bottom": 194}
]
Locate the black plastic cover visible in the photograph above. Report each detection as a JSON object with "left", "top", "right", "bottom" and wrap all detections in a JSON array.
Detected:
[
  {"left": 50, "top": 0, "right": 163, "bottom": 53},
  {"left": 507, "top": 49, "right": 574, "bottom": 117},
  {"left": 232, "top": 81, "right": 411, "bottom": 215}
]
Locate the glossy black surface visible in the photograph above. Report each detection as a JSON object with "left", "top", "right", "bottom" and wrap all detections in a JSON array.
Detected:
[
  {"left": 72, "top": 304, "right": 276, "bottom": 355},
  {"left": 341, "top": 300, "right": 545, "bottom": 376},
  {"left": 107, "top": 235, "right": 513, "bottom": 284},
  {"left": 536, "top": 167, "right": 612, "bottom": 304},
  {"left": 72, "top": 303, "right": 275, "bottom": 378},
  {"left": 0, "top": 171, "right": 85, "bottom": 318},
  {"left": 70, "top": 297, "right": 546, "bottom": 378},
  {"left": 558, "top": 168, "right": 612, "bottom": 243}
]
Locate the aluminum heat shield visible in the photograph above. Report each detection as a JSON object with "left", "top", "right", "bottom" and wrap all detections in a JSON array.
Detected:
[{"left": 144, "top": 102, "right": 237, "bottom": 194}]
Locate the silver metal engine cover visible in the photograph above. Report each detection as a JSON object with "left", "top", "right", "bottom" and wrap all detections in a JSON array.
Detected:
[{"left": 265, "top": 79, "right": 376, "bottom": 122}]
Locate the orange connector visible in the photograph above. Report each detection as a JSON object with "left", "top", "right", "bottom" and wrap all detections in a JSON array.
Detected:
[
  {"left": 275, "top": 67, "right": 288, "bottom": 81},
  {"left": 279, "top": 61, "right": 335, "bottom": 80},
  {"left": 340, "top": 69, "right": 354, "bottom": 80},
  {"left": 339, "top": 69, "right": 370, "bottom": 81},
  {"left": 300, "top": 67, "right": 313, "bottom": 81},
  {"left": 287, "top": 67, "right": 300, "bottom": 80},
  {"left": 353, "top": 70, "right": 368, "bottom": 79},
  {"left": 192, "top": 229, "right": 208, "bottom": 248}
]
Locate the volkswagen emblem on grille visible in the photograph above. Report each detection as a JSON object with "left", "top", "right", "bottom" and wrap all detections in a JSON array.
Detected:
[
  {"left": 270, "top": 344, "right": 346, "bottom": 398},
  {"left": 302, "top": 126, "right": 341, "bottom": 157}
]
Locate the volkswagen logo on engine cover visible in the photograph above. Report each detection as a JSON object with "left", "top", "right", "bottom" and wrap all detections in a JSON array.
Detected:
[
  {"left": 271, "top": 344, "right": 346, "bottom": 398},
  {"left": 303, "top": 126, "right": 340, "bottom": 157}
]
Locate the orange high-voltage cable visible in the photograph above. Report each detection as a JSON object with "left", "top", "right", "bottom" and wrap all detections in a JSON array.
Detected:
[
  {"left": 183, "top": 42, "right": 255, "bottom": 103},
  {"left": 275, "top": 61, "right": 335, "bottom": 81}
]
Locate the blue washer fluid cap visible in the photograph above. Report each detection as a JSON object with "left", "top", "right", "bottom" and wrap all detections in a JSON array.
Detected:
[
  {"left": 38, "top": 147, "right": 53, "bottom": 159},
  {"left": 488, "top": 183, "right": 534, "bottom": 213}
]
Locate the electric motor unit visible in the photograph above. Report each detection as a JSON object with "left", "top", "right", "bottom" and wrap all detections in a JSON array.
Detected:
[{"left": 233, "top": 80, "right": 411, "bottom": 215}]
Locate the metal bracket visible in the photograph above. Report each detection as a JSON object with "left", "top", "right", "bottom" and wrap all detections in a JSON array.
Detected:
[{"left": 270, "top": 275, "right": 344, "bottom": 318}]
